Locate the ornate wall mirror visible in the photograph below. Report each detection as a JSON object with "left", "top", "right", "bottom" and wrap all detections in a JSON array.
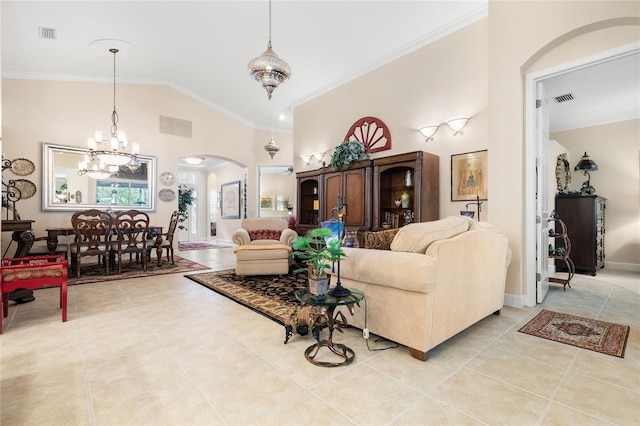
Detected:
[
  {"left": 555, "top": 153, "right": 571, "bottom": 192},
  {"left": 42, "top": 143, "right": 156, "bottom": 211}
]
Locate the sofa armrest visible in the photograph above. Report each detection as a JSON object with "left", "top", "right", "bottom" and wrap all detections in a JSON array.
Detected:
[
  {"left": 232, "top": 229, "right": 251, "bottom": 246},
  {"left": 339, "top": 247, "right": 437, "bottom": 293},
  {"left": 280, "top": 228, "right": 298, "bottom": 246}
]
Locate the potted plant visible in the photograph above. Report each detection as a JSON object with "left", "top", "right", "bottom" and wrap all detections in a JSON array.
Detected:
[
  {"left": 329, "top": 140, "right": 367, "bottom": 170},
  {"left": 178, "top": 184, "right": 196, "bottom": 231},
  {"left": 292, "top": 227, "right": 346, "bottom": 298}
]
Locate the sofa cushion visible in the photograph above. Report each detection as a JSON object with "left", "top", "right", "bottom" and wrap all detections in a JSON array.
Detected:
[
  {"left": 390, "top": 216, "right": 471, "bottom": 253},
  {"left": 249, "top": 229, "right": 282, "bottom": 241},
  {"left": 470, "top": 221, "right": 499, "bottom": 233}
]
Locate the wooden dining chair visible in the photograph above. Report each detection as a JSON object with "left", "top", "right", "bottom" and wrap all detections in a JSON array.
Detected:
[
  {"left": 70, "top": 209, "right": 113, "bottom": 278},
  {"left": 112, "top": 210, "right": 150, "bottom": 274},
  {"left": 147, "top": 210, "right": 178, "bottom": 267},
  {"left": 1, "top": 255, "right": 68, "bottom": 333}
]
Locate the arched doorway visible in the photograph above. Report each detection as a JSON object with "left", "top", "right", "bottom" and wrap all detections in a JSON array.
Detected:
[{"left": 524, "top": 40, "right": 639, "bottom": 306}]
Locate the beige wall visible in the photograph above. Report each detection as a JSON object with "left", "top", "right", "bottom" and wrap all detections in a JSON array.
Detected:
[
  {"left": 1, "top": 79, "right": 294, "bottom": 244},
  {"left": 295, "top": 18, "right": 490, "bottom": 220},
  {"left": 295, "top": 1, "right": 639, "bottom": 306},
  {"left": 489, "top": 0, "right": 639, "bottom": 304},
  {"left": 551, "top": 119, "right": 640, "bottom": 267}
]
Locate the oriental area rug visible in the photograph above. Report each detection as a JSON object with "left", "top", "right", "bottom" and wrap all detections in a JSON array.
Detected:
[
  {"left": 519, "top": 309, "right": 630, "bottom": 358},
  {"left": 185, "top": 269, "right": 308, "bottom": 325},
  {"left": 68, "top": 256, "right": 209, "bottom": 286}
]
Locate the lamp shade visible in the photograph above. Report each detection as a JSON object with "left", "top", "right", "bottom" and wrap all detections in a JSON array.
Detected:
[{"left": 574, "top": 152, "right": 598, "bottom": 171}]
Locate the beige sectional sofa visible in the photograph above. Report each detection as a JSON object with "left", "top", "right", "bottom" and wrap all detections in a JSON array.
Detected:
[{"left": 332, "top": 216, "right": 511, "bottom": 361}]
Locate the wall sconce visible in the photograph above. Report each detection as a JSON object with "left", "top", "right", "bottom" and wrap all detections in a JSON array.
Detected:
[
  {"left": 300, "top": 154, "right": 313, "bottom": 166},
  {"left": 418, "top": 117, "right": 471, "bottom": 141},
  {"left": 445, "top": 117, "right": 471, "bottom": 135},
  {"left": 300, "top": 151, "right": 327, "bottom": 166},
  {"left": 418, "top": 124, "right": 442, "bottom": 141}
]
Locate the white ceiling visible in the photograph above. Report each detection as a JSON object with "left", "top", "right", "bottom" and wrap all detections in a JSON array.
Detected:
[
  {"left": 1, "top": 0, "right": 487, "bottom": 133},
  {"left": 544, "top": 51, "right": 640, "bottom": 133},
  {"left": 2, "top": 1, "right": 638, "bottom": 137}
]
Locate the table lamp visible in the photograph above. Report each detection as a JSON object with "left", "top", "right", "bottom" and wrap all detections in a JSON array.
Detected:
[{"left": 574, "top": 152, "right": 598, "bottom": 195}]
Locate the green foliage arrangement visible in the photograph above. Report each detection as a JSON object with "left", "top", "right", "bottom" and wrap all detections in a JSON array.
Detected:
[
  {"left": 329, "top": 140, "right": 367, "bottom": 170},
  {"left": 292, "top": 227, "right": 346, "bottom": 279},
  {"left": 178, "top": 184, "right": 196, "bottom": 230}
]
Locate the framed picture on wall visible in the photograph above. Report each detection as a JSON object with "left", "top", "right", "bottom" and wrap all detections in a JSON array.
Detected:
[
  {"left": 451, "top": 150, "right": 488, "bottom": 201},
  {"left": 275, "top": 195, "right": 289, "bottom": 211},
  {"left": 221, "top": 181, "right": 241, "bottom": 218},
  {"left": 260, "top": 195, "right": 274, "bottom": 210}
]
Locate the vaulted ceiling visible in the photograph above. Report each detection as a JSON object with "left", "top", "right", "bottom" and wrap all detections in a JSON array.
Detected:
[{"left": 2, "top": 1, "right": 638, "bottom": 136}]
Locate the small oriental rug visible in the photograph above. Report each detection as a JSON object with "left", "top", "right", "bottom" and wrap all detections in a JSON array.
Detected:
[
  {"left": 185, "top": 269, "right": 308, "bottom": 325},
  {"left": 69, "top": 256, "right": 209, "bottom": 286},
  {"left": 178, "top": 242, "right": 231, "bottom": 251},
  {"left": 519, "top": 309, "right": 630, "bottom": 358}
]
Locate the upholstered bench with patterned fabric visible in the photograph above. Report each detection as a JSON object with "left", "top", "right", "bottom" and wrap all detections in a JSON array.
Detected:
[{"left": 1, "top": 255, "right": 68, "bottom": 333}]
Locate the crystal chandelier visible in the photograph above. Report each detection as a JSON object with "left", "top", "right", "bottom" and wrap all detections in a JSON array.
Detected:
[
  {"left": 81, "top": 48, "right": 140, "bottom": 176},
  {"left": 247, "top": 0, "right": 291, "bottom": 100}
]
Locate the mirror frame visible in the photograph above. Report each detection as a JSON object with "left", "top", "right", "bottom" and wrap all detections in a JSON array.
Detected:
[
  {"left": 555, "top": 153, "right": 571, "bottom": 192},
  {"left": 42, "top": 142, "right": 157, "bottom": 212}
]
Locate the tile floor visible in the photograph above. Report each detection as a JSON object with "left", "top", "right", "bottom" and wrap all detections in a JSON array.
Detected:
[{"left": 1, "top": 247, "right": 638, "bottom": 425}]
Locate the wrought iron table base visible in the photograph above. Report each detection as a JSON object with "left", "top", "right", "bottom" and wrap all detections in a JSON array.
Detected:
[{"left": 303, "top": 306, "right": 355, "bottom": 367}]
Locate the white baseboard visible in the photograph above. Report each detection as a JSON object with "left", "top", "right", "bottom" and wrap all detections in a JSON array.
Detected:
[
  {"left": 504, "top": 293, "right": 525, "bottom": 309},
  {"left": 604, "top": 262, "right": 640, "bottom": 272}
]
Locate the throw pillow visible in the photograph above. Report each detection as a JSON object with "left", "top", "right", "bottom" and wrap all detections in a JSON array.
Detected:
[
  {"left": 249, "top": 229, "right": 282, "bottom": 241},
  {"left": 363, "top": 228, "right": 400, "bottom": 250}
]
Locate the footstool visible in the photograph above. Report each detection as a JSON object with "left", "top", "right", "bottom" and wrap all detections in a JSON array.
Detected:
[{"left": 233, "top": 244, "right": 292, "bottom": 276}]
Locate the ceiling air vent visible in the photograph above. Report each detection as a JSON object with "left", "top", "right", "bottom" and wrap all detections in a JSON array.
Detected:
[
  {"left": 159, "top": 115, "right": 192, "bottom": 138},
  {"left": 553, "top": 93, "right": 574, "bottom": 103},
  {"left": 38, "top": 27, "right": 57, "bottom": 40}
]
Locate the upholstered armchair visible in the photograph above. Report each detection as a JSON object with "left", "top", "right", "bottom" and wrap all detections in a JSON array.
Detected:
[
  {"left": 232, "top": 218, "right": 297, "bottom": 247},
  {"left": 232, "top": 218, "right": 298, "bottom": 276}
]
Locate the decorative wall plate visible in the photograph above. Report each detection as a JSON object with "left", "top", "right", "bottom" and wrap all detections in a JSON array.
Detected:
[
  {"left": 11, "top": 179, "right": 37, "bottom": 199},
  {"left": 10, "top": 158, "right": 35, "bottom": 176},
  {"left": 344, "top": 116, "right": 392, "bottom": 154},
  {"left": 160, "top": 171, "right": 175, "bottom": 186},
  {"left": 159, "top": 188, "right": 176, "bottom": 202}
]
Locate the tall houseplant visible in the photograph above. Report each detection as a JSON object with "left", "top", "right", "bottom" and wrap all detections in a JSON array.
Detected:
[
  {"left": 178, "top": 184, "right": 196, "bottom": 231},
  {"left": 292, "top": 227, "right": 346, "bottom": 297},
  {"left": 329, "top": 140, "right": 367, "bottom": 170}
]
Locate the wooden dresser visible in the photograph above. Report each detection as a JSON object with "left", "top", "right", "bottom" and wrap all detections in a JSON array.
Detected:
[{"left": 554, "top": 194, "right": 606, "bottom": 276}]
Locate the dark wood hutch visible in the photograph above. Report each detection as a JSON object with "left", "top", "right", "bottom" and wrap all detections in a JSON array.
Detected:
[{"left": 296, "top": 150, "right": 439, "bottom": 236}]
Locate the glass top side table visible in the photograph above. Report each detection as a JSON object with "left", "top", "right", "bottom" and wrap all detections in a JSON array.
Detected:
[{"left": 295, "top": 287, "right": 364, "bottom": 367}]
